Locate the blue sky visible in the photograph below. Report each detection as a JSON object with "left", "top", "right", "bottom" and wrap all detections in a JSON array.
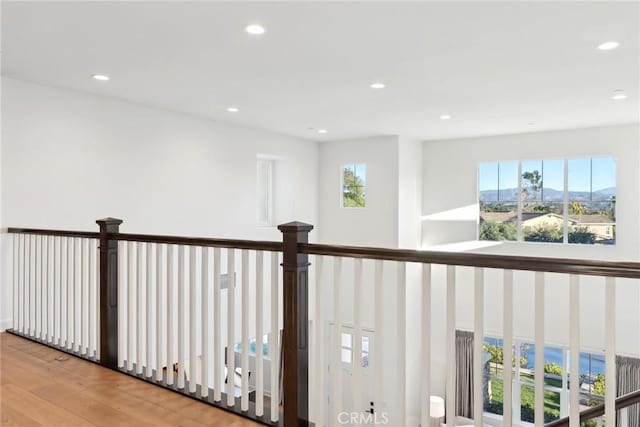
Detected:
[{"left": 479, "top": 157, "right": 616, "bottom": 193}]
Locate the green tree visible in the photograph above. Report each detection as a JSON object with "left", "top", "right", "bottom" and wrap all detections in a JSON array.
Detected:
[
  {"left": 521, "top": 170, "right": 543, "bottom": 208},
  {"left": 342, "top": 168, "right": 365, "bottom": 207},
  {"left": 480, "top": 221, "right": 517, "bottom": 241},
  {"left": 544, "top": 362, "right": 563, "bottom": 376},
  {"left": 569, "top": 201, "right": 586, "bottom": 215},
  {"left": 568, "top": 227, "right": 596, "bottom": 244},
  {"left": 484, "top": 343, "right": 504, "bottom": 364},
  {"left": 523, "top": 225, "right": 563, "bottom": 242}
]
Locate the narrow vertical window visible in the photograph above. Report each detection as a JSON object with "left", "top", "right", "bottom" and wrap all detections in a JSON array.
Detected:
[
  {"left": 342, "top": 164, "right": 366, "bottom": 208},
  {"left": 568, "top": 157, "right": 616, "bottom": 244},
  {"left": 522, "top": 159, "right": 564, "bottom": 244},
  {"left": 257, "top": 158, "right": 274, "bottom": 226},
  {"left": 479, "top": 162, "right": 518, "bottom": 241}
]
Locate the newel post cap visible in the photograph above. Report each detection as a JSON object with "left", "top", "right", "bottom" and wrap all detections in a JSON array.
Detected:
[
  {"left": 277, "top": 221, "right": 314, "bottom": 233},
  {"left": 96, "top": 217, "right": 123, "bottom": 226}
]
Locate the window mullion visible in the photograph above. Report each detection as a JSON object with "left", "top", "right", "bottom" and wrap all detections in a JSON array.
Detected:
[
  {"left": 517, "top": 162, "right": 523, "bottom": 241},
  {"left": 563, "top": 158, "right": 569, "bottom": 243}
]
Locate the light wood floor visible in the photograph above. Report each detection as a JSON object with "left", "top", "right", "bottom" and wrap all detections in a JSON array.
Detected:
[{"left": 0, "top": 332, "right": 261, "bottom": 426}]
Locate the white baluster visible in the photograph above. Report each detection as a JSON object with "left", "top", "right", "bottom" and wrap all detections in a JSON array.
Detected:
[
  {"left": 503, "top": 270, "right": 514, "bottom": 427},
  {"left": 569, "top": 274, "right": 580, "bottom": 427},
  {"left": 201, "top": 246, "right": 209, "bottom": 396},
  {"left": 315, "top": 255, "right": 325, "bottom": 426},
  {"left": 189, "top": 246, "right": 197, "bottom": 392},
  {"left": 167, "top": 245, "right": 175, "bottom": 386},
  {"left": 605, "top": 277, "right": 616, "bottom": 427},
  {"left": 156, "top": 244, "right": 164, "bottom": 382},
  {"left": 421, "top": 263, "right": 431, "bottom": 426},
  {"left": 213, "top": 247, "right": 222, "bottom": 401},
  {"left": 128, "top": 241, "right": 135, "bottom": 371},
  {"left": 12, "top": 234, "right": 18, "bottom": 332},
  {"left": 67, "top": 236, "right": 73, "bottom": 348},
  {"left": 147, "top": 243, "right": 153, "bottom": 378},
  {"left": 80, "top": 239, "right": 86, "bottom": 355},
  {"left": 397, "top": 261, "right": 406, "bottom": 426},
  {"left": 241, "top": 250, "right": 250, "bottom": 411},
  {"left": 332, "top": 257, "right": 342, "bottom": 422},
  {"left": 473, "top": 268, "right": 484, "bottom": 427},
  {"left": 178, "top": 245, "right": 185, "bottom": 389},
  {"left": 374, "top": 260, "right": 384, "bottom": 427},
  {"left": 89, "top": 239, "right": 95, "bottom": 357},
  {"left": 446, "top": 265, "right": 456, "bottom": 427},
  {"left": 270, "top": 251, "right": 279, "bottom": 422},
  {"left": 227, "top": 248, "right": 236, "bottom": 406},
  {"left": 137, "top": 242, "right": 144, "bottom": 374},
  {"left": 255, "top": 251, "right": 264, "bottom": 416},
  {"left": 353, "top": 258, "right": 363, "bottom": 425},
  {"left": 534, "top": 272, "right": 545, "bottom": 427},
  {"left": 118, "top": 241, "right": 125, "bottom": 366}
]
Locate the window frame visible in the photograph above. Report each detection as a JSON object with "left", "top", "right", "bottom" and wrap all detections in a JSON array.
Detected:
[
  {"left": 483, "top": 336, "right": 606, "bottom": 425},
  {"left": 478, "top": 156, "right": 617, "bottom": 246},
  {"left": 341, "top": 163, "right": 367, "bottom": 209},
  {"left": 256, "top": 157, "right": 275, "bottom": 227}
]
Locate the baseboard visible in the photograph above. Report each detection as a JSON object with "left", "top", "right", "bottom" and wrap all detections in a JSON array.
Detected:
[{"left": 0, "top": 318, "right": 12, "bottom": 332}]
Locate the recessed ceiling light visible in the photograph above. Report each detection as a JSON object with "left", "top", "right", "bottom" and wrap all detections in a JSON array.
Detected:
[
  {"left": 227, "top": 107, "right": 239, "bottom": 112},
  {"left": 611, "top": 90, "right": 628, "bottom": 100},
  {"left": 439, "top": 114, "right": 452, "bottom": 120},
  {"left": 528, "top": 122, "right": 535, "bottom": 126},
  {"left": 597, "top": 41, "right": 619, "bottom": 51},
  {"left": 92, "top": 74, "right": 110, "bottom": 81},
  {"left": 370, "top": 82, "right": 386, "bottom": 89},
  {"left": 317, "top": 129, "right": 328, "bottom": 134},
  {"left": 245, "top": 24, "right": 266, "bottom": 35}
]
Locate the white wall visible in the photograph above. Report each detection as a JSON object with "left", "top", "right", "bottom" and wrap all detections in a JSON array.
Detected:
[
  {"left": 0, "top": 77, "right": 319, "bottom": 327},
  {"left": 422, "top": 124, "right": 640, "bottom": 260},
  {"left": 318, "top": 135, "right": 399, "bottom": 247},
  {"left": 421, "top": 124, "right": 640, "bottom": 399}
]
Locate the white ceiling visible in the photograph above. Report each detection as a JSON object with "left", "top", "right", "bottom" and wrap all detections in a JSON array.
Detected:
[{"left": 2, "top": 1, "right": 638, "bottom": 141}]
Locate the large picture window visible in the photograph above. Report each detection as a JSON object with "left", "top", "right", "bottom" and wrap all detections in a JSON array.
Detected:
[
  {"left": 479, "top": 157, "right": 616, "bottom": 245},
  {"left": 483, "top": 336, "right": 605, "bottom": 426}
]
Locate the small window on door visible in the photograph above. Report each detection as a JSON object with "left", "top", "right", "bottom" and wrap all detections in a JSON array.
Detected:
[{"left": 341, "top": 331, "right": 370, "bottom": 368}]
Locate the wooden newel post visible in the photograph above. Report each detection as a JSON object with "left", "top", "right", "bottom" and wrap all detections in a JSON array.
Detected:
[
  {"left": 96, "top": 217, "right": 123, "bottom": 368},
  {"left": 278, "top": 221, "right": 313, "bottom": 427}
]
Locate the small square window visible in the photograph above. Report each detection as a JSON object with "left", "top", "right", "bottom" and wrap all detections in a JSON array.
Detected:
[
  {"left": 341, "top": 348, "right": 352, "bottom": 364},
  {"left": 341, "top": 332, "right": 352, "bottom": 348}
]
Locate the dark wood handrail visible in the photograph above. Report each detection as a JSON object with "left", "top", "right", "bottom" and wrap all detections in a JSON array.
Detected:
[
  {"left": 8, "top": 227, "right": 100, "bottom": 239},
  {"left": 111, "top": 232, "right": 282, "bottom": 251},
  {"left": 7, "top": 227, "right": 283, "bottom": 251},
  {"left": 545, "top": 389, "right": 640, "bottom": 427},
  {"left": 9, "top": 227, "right": 640, "bottom": 277},
  {"left": 299, "top": 242, "right": 640, "bottom": 279}
]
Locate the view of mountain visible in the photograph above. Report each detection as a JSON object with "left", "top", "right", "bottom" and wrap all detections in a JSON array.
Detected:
[{"left": 480, "top": 187, "right": 616, "bottom": 202}]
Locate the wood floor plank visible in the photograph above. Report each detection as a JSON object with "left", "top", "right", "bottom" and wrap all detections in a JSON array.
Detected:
[
  {"left": 0, "top": 333, "right": 261, "bottom": 427},
  {"left": 1, "top": 384, "right": 95, "bottom": 426}
]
